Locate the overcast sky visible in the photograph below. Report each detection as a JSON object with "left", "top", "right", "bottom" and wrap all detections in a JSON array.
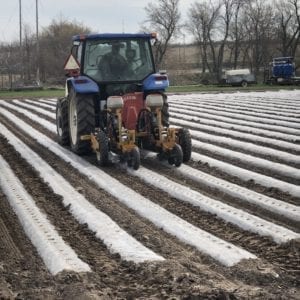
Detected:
[{"left": 0, "top": 0, "right": 195, "bottom": 43}]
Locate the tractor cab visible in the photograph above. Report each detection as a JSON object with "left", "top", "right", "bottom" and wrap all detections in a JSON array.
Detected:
[{"left": 66, "top": 33, "right": 167, "bottom": 97}]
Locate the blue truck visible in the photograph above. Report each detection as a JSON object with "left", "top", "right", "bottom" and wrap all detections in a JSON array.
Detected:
[{"left": 265, "top": 57, "right": 300, "bottom": 85}]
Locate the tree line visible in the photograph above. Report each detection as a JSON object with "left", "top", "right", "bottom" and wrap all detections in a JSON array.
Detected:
[
  {"left": 148, "top": 0, "right": 300, "bottom": 82},
  {"left": 0, "top": 0, "right": 299, "bottom": 87}
]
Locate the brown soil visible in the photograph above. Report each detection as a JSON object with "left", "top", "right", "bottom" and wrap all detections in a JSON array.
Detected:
[{"left": 0, "top": 98, "right": 299, "bottom": 299}]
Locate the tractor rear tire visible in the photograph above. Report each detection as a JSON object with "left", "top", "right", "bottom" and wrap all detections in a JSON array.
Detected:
[
  {"left": 177, "top": 128, "right": 192, "bottom": 162},
  {"left": 56, "top": 97, "right": 70, "bottom": 145},
  {"left": 68, "top": 90, "right": 95, "bottom": 155},
  {"left": 96, "top": 130, "right": 110, "bottom": 167}
]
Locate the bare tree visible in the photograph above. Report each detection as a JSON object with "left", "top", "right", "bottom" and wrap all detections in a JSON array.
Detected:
[
  {"left": 229, "top": 0, "right": 248, "bottom": 69},
  {"left": 187, "top": 0, "right": 237, "bottom": 82},
  {"left": 274, "top": 0, "right": 300, "bottom": 57},
  {"left": 39, "top": 18, "right": 91, "bottom": 82},
  {"left": 23, "top": 24, "right": 35, "bottom": 82},
  {"left": 0, "top": 42, "right": 20, "bottom": 89},
  {"left": 186, "top": 0, "right": 220, "bottom": 76},
  {"left": 242, "top": 0, "right": 275, "bottom": 75},
  {"left": 213, "top": 0, "right": 235, "bottom": 81},
  {"left": 143, "top": 0, "right": 181, "bottom": 69}
]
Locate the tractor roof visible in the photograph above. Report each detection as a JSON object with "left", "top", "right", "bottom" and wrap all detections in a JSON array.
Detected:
[{"left": 72, "top": 33, "right": 156, "bottom": 41}]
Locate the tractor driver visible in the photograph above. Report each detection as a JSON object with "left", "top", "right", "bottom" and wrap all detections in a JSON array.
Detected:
[{"left": 99, "top": 42, "right": 129, "bottom": 80}]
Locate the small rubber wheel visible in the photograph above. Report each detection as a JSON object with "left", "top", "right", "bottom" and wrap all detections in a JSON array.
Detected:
[
  {"left": 177, "top": 128, "right": 192, "bottom": 162},
  {"left": 127, "top": 147, "right": 140, "bottom": 170},
  {"left": 168, "top": 144, "right": 183, "bottom": 167}
]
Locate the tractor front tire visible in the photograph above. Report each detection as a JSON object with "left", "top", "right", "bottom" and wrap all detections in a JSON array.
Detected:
[
  {"left": 68, "top": 90, "right": 95, "bottom": 155},
  {"left": 56, "top": 97, "right": 70, "bottom": 145},
  {"left": 177, "top": 128, "right": 192, "bottom": 162}
]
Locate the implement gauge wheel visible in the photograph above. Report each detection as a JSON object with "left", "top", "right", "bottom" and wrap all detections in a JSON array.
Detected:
[
  {"left": 127, "top": 147, "right": 140, "bottom": 170},
  {"left": 177, "top": 128, "right": 192, "bottom": 162},
  {"left": 96, "top": 130, "right": 110, "bottom": 167},
  {"left": 68, "top": 90, "right": 95, "bottom": 155},
  {"left": 168, "top": 144, "right": 183, "bottom": 167},
  {"left": 56, "top": 97, "right": 70, "bottom": 145}
]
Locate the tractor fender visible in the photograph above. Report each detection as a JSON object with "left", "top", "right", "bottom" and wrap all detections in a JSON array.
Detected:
[
  {"left": 66, "top": 76, "right": 99, "bottom": 97},
  {"left": 143, "top": 73, "right": 169, "bottom": 92}
]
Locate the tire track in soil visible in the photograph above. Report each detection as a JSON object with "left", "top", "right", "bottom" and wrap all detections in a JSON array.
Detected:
[
  {"left": 0, "top": 97, "right": 300, "bottom": 295},
  {"left": 0, "top": 218, "right": 22, "bottom": 260}
]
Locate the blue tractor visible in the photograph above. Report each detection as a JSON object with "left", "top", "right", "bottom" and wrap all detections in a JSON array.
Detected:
[{"left": 56, "top": 33, "right": 192, "bottom": 169}]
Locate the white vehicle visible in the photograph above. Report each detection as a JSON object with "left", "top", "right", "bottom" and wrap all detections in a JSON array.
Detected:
[{"left": 224, "top": 69, "right": 256, "bottom": 87}]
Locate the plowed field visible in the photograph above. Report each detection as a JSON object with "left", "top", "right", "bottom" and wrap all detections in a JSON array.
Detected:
[{"left": 0, "top": 90, "right": 299, "bottom": 299}]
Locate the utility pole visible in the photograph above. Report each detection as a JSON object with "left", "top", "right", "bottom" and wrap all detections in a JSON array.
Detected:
[
  {"left": 19, "top": 0, "right": 23, "bottom": 81},
  {"left": 19, "top": 0, "right": 22, "bottom": 48},
  {"left": 36, "top": 0, "right": 40, "bottom": 84}
]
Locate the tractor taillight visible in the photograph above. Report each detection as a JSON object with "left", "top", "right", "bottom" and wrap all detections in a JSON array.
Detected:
[
  {"left": 154, "top": 75, "right": 167, "bottom": 81},
  {"left": 74, "top": 79, "right": 88, "bottom": 84}
]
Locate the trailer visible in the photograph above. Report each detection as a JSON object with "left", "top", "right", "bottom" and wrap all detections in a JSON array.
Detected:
[{"left": 223, "top": 69, "right": 256, "bottom": 87}]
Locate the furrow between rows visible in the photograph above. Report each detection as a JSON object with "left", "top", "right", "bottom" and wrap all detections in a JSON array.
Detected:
[
  {"left": 0, "top": 106, "right": 257, "bottom": 267},
  {"left": 171, "top": 112, "right": 300, "bottom": 142},
  {"left": 128, "top": 166, "right": 299, "bottom": 244},
  {"left": 191, "top": 152, "right": 300, "bottom": 198},
  {"left": 169, "top": 102, "right": 300, "bottom": 129},
  {"left": 0, "top": 122, "right": 163, "bottom": 264},
  {"left": 171, "top": 117, "right": 300, "bottom": 153},
  {"left": 0, "top": 154, "right": 90, "bottom": 275},
  {"left": 170, "top": 107, "right": 300, "bottom": 136},
  {"left": 188, "top": 129, "right": 300, "bottom": 165},
  {"left": 142, "top": 152, "right": 300, "bottom": 222}
]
